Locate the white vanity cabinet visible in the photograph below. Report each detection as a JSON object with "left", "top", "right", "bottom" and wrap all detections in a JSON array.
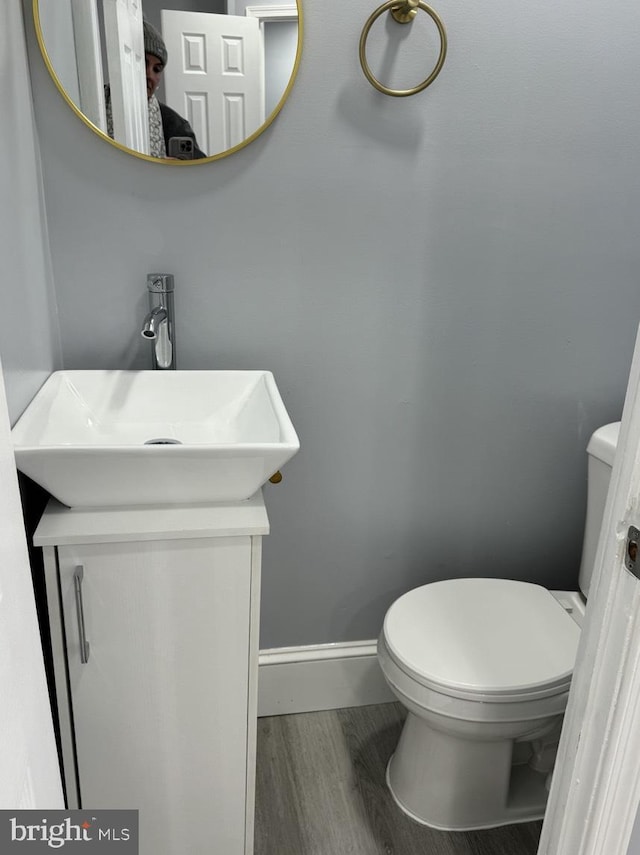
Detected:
[{"left": 34, "top": 495, "right": 269, "bottom": 855}]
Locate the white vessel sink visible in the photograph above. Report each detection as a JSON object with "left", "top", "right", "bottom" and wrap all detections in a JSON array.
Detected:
[{"left": 12, "top": 370, "right": 300, "bottom": 508}]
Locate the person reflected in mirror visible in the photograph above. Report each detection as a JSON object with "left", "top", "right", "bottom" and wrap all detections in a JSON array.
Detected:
[{"left": 105, "top": 20, "right": 206, "bottom": 160}]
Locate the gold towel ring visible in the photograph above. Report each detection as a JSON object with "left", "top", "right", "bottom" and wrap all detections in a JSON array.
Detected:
[{"left": 359, "top": 0, "right": 447, "bottom": 97}]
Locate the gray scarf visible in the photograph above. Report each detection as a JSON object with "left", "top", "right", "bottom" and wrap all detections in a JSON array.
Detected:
[
  {"left": 105, "top": 88, "right": 166, "bottom": 158},
  {"left": 147, "top": 95, "right": 166, "bottom": 158}
]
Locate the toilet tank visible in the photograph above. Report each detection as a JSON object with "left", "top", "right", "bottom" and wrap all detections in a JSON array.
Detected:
[{"left": 579, "top": 422, "right": 621, "bottom": 598}]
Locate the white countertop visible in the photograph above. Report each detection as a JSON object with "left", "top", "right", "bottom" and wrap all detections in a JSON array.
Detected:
[{"left": 34, "top": 491, "right": 269, "bottom": 546}]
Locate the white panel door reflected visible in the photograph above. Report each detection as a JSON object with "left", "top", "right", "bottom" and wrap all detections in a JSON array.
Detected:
[{"left": 161, "top": 9, "right": 263, "bottom": 157}]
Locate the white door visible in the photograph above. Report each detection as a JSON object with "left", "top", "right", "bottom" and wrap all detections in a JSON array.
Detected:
[
  {"left": 102, "top": 0, "right": 149, "bottom": 154},
  {"left": 540, "top": 325, "right": 640, "bottom": 855},
  {"left": 0, "top": 359, "right": 63, "bottom": 809},
  {"left": 161, "top": 10, "right": 264, "bottom": 157},
  {"left": 58, "top": 537, "right": 252, "bottom": 855},
  {"left": 70, "top": 0, "right": 106, "bottom": 132}
]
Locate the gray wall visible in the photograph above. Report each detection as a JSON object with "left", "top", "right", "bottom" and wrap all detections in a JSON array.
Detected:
[
  {"left": 264, "top": 21, "right": 297, "bottom": 117},
  {"left": 1, "top": 2, "right": 61, "bottom": 424},
  {"left": 23, "top": 0, "right": 640, "bottom": 648},
  {"left": 143, "top": 0, "right": 225, "bottom": 33},
  {"left": 37, "top": 0, "right": 80, "bottom": 107}
]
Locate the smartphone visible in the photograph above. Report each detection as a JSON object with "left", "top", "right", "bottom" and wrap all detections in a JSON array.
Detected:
[{"left": 167, "top": 137, "right": 195, "bottom": 160}]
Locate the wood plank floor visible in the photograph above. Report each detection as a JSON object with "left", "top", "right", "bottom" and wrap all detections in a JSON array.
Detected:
[{"left": 255, "top": 702, "right": 542, "bottom": 855}]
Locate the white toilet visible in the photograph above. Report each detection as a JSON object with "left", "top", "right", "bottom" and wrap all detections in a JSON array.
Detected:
[{"left": 377, "top": 422, "right": 620, "bottom": 831}]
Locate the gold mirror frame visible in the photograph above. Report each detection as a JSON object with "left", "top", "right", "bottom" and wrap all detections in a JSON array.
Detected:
[{"left": 33, "top": 0, "right": 303, "bottom": 165}]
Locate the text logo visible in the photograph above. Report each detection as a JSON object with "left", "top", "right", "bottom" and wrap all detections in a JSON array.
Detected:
[{"left": 0, "top": 811, "right": 138, "bottom": 852}]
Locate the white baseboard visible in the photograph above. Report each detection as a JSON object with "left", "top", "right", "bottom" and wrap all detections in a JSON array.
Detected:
[{"left": 257, "top": 640, "right": 395, "bottom": 717}]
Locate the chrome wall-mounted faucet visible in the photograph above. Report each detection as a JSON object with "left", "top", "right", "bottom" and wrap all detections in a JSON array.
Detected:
[{"left": 141, "top": 274, "right": 176, "bottom": 370}]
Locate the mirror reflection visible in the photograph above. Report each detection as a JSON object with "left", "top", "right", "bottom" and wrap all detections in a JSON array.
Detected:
[{"left": 36, "top": 0, "right": 301, "bottom": 162}]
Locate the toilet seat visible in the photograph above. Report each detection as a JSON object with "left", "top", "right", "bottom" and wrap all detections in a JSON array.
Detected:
[{"left": 383, "top": 578, "right": 580, "bottom": 703}]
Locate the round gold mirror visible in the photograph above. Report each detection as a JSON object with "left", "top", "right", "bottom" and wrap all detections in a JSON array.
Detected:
[{"left": 34, "top": 0, "right": 302, "bottom": 164}]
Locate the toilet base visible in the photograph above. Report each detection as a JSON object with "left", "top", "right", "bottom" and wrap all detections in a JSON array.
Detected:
[{"left": 386, "top": 712, "right": 551, "bottom": 831}]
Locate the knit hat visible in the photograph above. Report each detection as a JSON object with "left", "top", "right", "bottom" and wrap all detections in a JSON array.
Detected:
[{"left": 144, "top": 20, "right": 167, "bottom": 66}]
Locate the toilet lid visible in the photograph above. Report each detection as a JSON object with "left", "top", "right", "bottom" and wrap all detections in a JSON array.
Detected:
[{"left": 383, "top": 578, "right": 580, "bottom": 699}]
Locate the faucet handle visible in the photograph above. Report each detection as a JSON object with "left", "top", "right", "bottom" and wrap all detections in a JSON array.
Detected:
[{"left": 147, "top": 273, "right": 175, "bottom": 294}]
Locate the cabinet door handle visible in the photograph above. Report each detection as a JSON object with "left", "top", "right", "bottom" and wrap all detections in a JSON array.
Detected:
[{"left": 73, "top": 566, "right": 90, "bottom": 664}]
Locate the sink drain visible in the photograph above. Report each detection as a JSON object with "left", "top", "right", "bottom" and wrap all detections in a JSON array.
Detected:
[{"left": 144, "top": 438, "right": 182, "bottom": 445}]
